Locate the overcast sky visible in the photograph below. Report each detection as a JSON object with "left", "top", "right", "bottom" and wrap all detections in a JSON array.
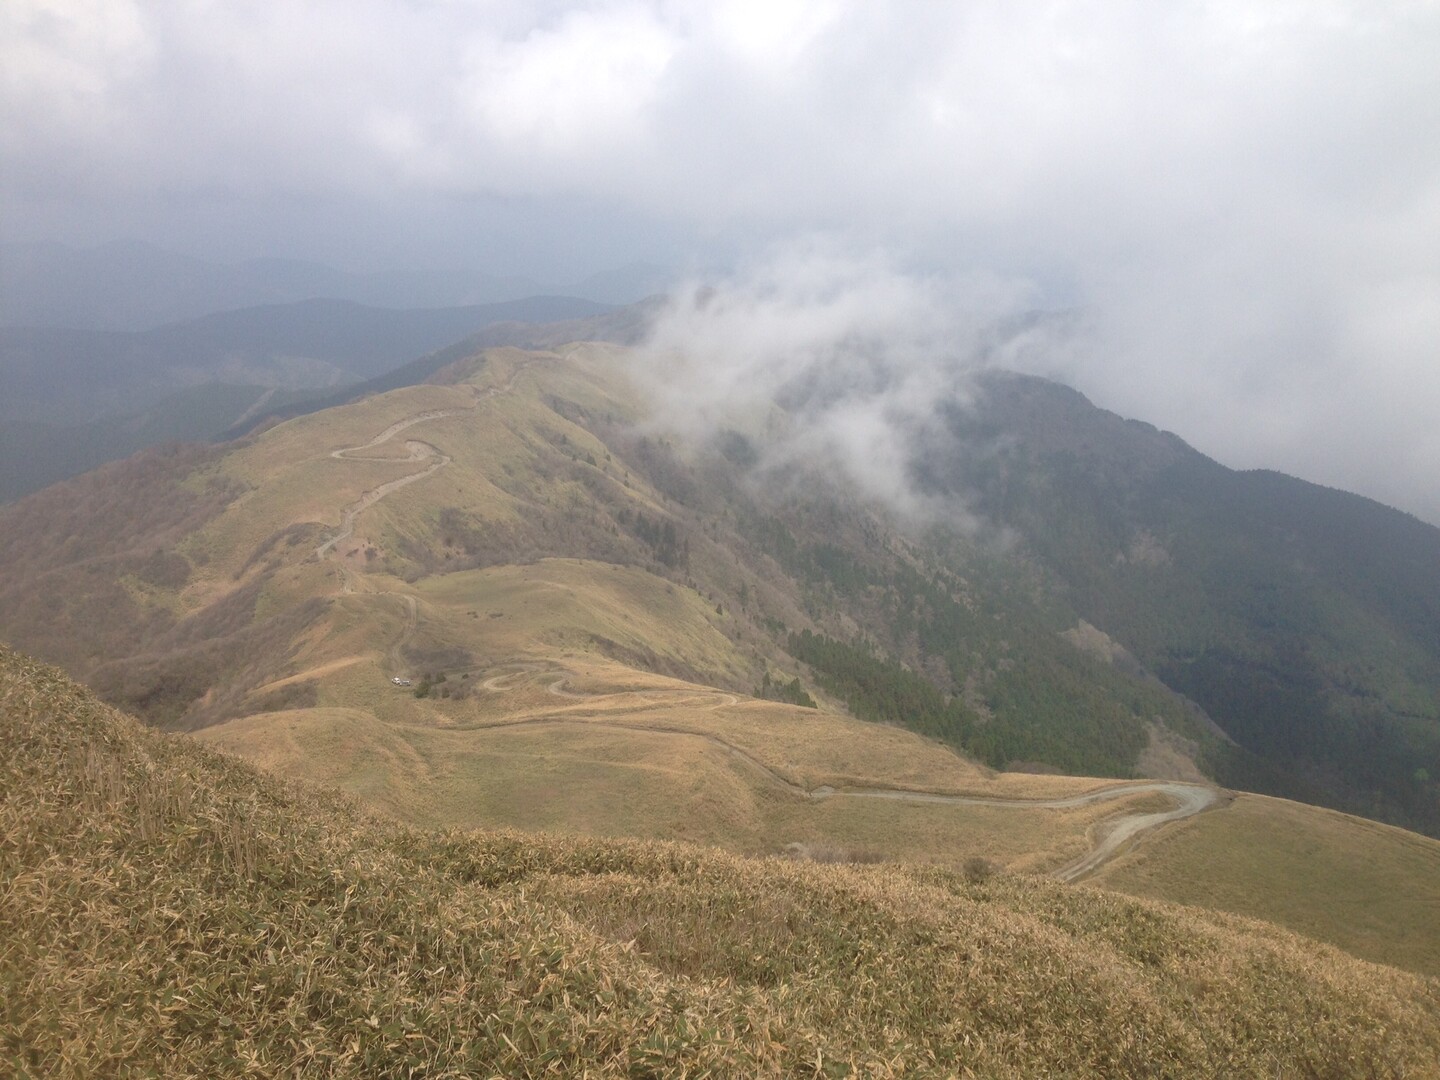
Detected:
[{"left": 4, "top": 1, "right": 1440, "bottom": 524}]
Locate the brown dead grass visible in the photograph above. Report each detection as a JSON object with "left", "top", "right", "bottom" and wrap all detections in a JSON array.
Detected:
[
  {"left": 5, "top": 645, "right": 1440, "bottom": 1078},
  {"left": 197, "top": 703, "right": 1149, "bottom": 872}
]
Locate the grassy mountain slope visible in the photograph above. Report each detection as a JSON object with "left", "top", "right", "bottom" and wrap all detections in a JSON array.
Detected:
[
  {"left": 193, "top": 654, "right": 1160, "bottom": 876},
  {"left": 220, "top": 297, "right": 661, "bottom": 440},
  {"left": 5, "top": 644, "right": 1440, "bottom": 1078},
  {"left": 0, "top": 342, "right": 1427, "bottom": 804},
  {"left": 1, "top": 343, "right": 1203, "bottom": 786},
  {"left": 1094, "top": 791, "right": 1440, "bottom": 978},
  {"left": 2, "top": 341, "right": 1438, "bottom": 982}
]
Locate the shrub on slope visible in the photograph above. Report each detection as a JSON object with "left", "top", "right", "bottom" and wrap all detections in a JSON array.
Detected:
[{"left": 2, "top": 645, "right": 1437, "bottom": 1078}]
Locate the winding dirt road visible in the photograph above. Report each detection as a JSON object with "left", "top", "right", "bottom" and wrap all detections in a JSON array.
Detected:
[
  {"left": 313, "top": 363, "right": 534, "bottom": 565},
  {"left": 314, "top": 406, "right": 473, "bottom": 561},
  {"left": 828, "top": 779, "right": 1221, "bottom": 882},
  {"left": 476, "top": 666, "right": 1222, "bottom": 882}
]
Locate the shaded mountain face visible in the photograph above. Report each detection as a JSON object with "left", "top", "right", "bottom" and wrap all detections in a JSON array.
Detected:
[
  {"left": 0, "top": 346, "right": 1434, "bottom": 838},
  {"left": 915, "top": 371, "right": 1440, "bottom": 832}
]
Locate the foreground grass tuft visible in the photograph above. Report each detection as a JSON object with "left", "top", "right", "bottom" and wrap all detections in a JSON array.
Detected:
[{"left": 3, "top": 645, "right": 1438, "bottom": 1077}]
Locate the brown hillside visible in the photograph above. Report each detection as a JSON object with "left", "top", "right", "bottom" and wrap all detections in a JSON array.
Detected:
[{"left": 4, "top": 645, "right": 1440, "bottom": 1078}]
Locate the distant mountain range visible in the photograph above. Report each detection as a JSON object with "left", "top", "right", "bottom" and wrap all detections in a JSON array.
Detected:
[
  {"left": 0, "top": 294, "right": 614, "bottom": 500},
  {"left": 0, "top": 239, "right": 674, "bottom": 330}
]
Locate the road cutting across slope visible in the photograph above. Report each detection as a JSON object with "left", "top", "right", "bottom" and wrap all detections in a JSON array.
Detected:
[
  {"left": 314, "top": 439, "right": 453, "bottom": 560},
  {"left": 835, "top": 780, "right": 1222, "bottom": 882},
  {"left": 314, "top": 363, "right": 533, "bottom": 564},
  {"left": 476, "top": 664, "right": 1223, "bottom": 881}
]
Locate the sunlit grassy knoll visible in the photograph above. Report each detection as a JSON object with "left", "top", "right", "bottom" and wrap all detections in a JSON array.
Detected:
[
  {"left": 1093, "top": 790, "right": 1440, "bottom": 978},
  {"left": 438, "top": 653, "right": 1111, "bottom": 799},
  {"left": 203, "top": 546, "right": 1167, "bottom": 870},
  {"left": 168, "top": 351, "right": 601, "bottom": 596},
  {"left": 251, "top": 557, "right": 754, "bottom": 727},
  {"left": 191, "top": 348, "right": 632, "bottom": 589},
  {"left": 0, "top": 341, "right": 771, "bottom": 731},
  {"left": 260, "top": 573, "right": 1119, "bottom": 805},
  {"left": 356, "top": 399, "right": 680, "bottom": 581},
  {"left": 201, "top": 707, "right": 770, "bottom": 845},
  {"left": 228, "top": 381, "right": 473, "bottom": 481},
  {"left": 7, "top": 645, "right": 1440, "bottom": 1078},
  {"left": 191, "top": 345, "right": 672, "bottom": 591}
]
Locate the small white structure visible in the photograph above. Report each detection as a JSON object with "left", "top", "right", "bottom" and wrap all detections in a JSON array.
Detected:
[{"left": 391, "top": 676, "right": 412, "bottom": 687}]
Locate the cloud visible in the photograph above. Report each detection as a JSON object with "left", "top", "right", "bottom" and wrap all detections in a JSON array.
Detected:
[
  {"left": 456, "top": 5, "right": 677, "bottom": 169},
  {"left": 635, "top": 242, "right": 1033, "bottom": 522},
  {"left": 2, "top": 1, "right": 1439, "bottom": 521}
]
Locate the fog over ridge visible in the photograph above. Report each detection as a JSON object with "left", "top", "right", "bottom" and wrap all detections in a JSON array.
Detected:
[{"left": 633, "top": 245, "right": 1026, "bottom": 524}]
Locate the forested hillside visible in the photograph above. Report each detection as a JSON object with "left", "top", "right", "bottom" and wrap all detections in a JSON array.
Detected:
[{"left": 920, "top": 371, "right": 1440, "bottom": 833}]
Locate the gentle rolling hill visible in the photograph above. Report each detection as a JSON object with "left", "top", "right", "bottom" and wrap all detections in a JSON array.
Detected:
[{"left": 1093, "top": 791, "right": 1440, "bottom": 978}]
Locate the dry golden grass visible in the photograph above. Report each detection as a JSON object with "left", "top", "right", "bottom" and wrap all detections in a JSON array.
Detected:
[
  {"left": 196, "top": 701, "right": 1153, "bottom": 873},
  {"left": 1094, "top": 790, "right": 1440, "bottom": 978},
  {"left": 6, "top": 644, "right": 1440, "bottom": 1078},
  {"left": 194, "top": 544, "right": 1440, "bottom": 992},
  {"left": 184, "top": 382, "right": 480, "bottom": 584},
  {"left": 174, "top": 348, "right": 601, "bottom": 587},
  {"left": 9, "top": 336, "right": 1438, "bottom": 1050},
  {"left": 201, "top": 581, "right": 1168, "bottom": 878},
  {"left": 413, "top": 559, "right": 751, "bottom": 685}
]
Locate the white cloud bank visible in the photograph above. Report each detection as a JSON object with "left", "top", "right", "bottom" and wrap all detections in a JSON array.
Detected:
[
  {"left": 637, "top": 243, "right": 1033, "bottom": 520},
  {"left": 3, "top": 0, "right": 1439, "bottom": 522}
]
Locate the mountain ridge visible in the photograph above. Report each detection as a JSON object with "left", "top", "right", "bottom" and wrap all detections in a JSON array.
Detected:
[
  {"left": 1, "top": 342, "right": 1434, "bottom": 838},
  {"left": 0, "top": 295, "right": 615, "bottom": 502},
  {"left": 2, "top": 341, "right": 1439, "bottom": 982}
]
